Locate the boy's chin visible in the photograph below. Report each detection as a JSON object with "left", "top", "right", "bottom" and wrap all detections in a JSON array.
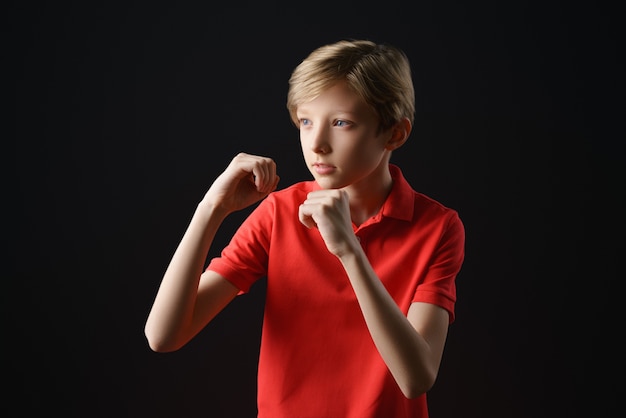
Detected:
[{"left": 314, "top": 177, "right": 345, "bottom": 190}]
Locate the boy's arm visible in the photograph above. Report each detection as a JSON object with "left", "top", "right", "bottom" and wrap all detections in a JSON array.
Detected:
[
  {"left": 144, "top": 201, "right": 238, "bottom": 353},
  {"left": 299, "top": 188, "right": 452, "bottom": 399},
  {"left": 338, "top": 251, "right": 450, "bottom": 399},
  {"left": 144, "top": 153, "right": 279, "bottom": 352}
]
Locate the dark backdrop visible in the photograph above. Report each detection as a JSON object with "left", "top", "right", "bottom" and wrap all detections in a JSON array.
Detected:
[{"left": 7, "top": 1, "right": 623, "bottom": 417}]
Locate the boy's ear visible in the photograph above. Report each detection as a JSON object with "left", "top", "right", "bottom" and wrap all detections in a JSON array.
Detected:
[{"left": 385, "top": 118, "right": 412, "bottom": 151}]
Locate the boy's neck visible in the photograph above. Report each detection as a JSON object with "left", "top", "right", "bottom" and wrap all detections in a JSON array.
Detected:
[{"left": 345, "top": 165, "right": 394, "bottom": 226}]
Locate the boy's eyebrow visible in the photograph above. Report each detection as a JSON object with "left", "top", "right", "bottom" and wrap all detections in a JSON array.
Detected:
[{"left": 297, "top": 108, "right": 360, "bottom": 116}]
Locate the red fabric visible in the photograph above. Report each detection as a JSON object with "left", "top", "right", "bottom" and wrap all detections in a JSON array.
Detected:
[{"left": 207, "top": 164, "right": 465, "bottom": 418}]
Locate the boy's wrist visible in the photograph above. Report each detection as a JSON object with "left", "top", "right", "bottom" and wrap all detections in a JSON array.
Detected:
[{"left": 196, "top": 199, "right": 229, "bottom": 223}]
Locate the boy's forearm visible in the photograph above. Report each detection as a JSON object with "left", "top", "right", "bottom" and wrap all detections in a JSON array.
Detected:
[{"left": 338, "top": 249, "right": 437, "bottom": 398}]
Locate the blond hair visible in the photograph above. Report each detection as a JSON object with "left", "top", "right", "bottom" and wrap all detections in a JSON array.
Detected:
[{"left": 287, "top": 39, "right": 415, "bottom": 133}]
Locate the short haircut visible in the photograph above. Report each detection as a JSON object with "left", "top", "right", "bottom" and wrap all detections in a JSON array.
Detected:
[{"left": 287, "top": 39, "right": 415, "bottom": 133}]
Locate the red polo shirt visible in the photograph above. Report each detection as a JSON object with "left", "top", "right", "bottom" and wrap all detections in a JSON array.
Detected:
[{"left": 207, "top": 164, "right": 465, "bottom": 418}]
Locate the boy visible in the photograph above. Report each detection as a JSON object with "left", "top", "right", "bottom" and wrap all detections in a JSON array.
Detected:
[{"left": 145, "top": 39, "right": 465, "bottom": 417}]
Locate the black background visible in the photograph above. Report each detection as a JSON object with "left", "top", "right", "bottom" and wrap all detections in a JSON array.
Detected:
[{"left": 7, "top": 1, "right": 623, "bottom": 417}]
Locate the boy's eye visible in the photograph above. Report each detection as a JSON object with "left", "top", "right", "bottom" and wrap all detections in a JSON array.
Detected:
[
  {"left": 335, "top": 120, "right": 349, "bottom": 127},
  {"left": 300, "top": 118, "right": 311, "bottom": 126}
]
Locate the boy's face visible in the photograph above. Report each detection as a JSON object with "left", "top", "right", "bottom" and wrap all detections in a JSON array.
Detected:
[{"left": 296, "top": 81, "right": 391, "bottom": 190}]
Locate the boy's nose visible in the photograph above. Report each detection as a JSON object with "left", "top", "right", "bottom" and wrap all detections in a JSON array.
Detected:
[{"left": 309, "top": 127, "right": 331, "bottom": 154}]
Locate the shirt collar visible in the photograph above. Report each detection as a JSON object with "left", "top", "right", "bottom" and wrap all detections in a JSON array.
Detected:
[{"left": 380, "top": 164, "right": 415, "bottom": 222}]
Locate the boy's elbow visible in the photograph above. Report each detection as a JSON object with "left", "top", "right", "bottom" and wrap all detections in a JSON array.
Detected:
[
  {"left": 400, "top": 383, "right": 432, "bottom": 400},
  {"left": 399, "top": 370, "right": 438, "bottom": 399},
  {"left": 144, "top": 325, "right": 182, "bottom": 353},
  {"left": 146, "top": 336, "right": 173, "bottom": 353},
  {"left": 401, "top": 384, "right": 429, "bottom": 400}
]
